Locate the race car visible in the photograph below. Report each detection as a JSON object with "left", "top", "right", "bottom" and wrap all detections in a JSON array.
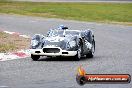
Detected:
[{"left": 30, "top": 28, "right": 95, "bottom": 61}]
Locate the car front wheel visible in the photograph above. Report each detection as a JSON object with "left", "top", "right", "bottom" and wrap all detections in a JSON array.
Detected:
[{"left": 31, "top": 54, "right": 40, "bottom": 61}]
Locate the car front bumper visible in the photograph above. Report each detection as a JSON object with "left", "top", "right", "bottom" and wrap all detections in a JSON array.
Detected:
[{"left": 30, "top": 47, "right": 77, "bottom": 57}]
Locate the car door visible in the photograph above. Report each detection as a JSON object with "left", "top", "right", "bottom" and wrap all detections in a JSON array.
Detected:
[
  {"left": 81, "top": 31, "right": 92, "bottom": 54},
  {"left": 80, "top": 31, "right": 88, "bottom": 54}
]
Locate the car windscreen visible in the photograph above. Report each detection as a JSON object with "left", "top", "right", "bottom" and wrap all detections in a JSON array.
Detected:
[
  {"left": 65, "top": 31, "right": 79, "bottom": 36},
  {"left": 48, "top": 30, "right": 79, "bottom": 37},
  {"left": 48, "top": 30, "right": 63, "bottom": 37}
]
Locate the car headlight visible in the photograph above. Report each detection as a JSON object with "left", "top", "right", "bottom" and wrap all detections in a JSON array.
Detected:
[
  {"left": 31, "top": 40, "right": 39, "bottom": 47},
  {"left": 68, "top": 41, "right": 76, "bottom": 48}
]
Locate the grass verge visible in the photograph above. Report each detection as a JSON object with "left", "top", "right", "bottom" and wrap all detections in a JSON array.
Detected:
[
  {"left": 0, "top": 32, "right": 30, "bottom": 53},
  {"left": 0, "top": 1, "right": 132, "bottom": 24}
]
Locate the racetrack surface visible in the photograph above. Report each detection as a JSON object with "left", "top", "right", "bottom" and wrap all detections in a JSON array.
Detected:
[{"left": 0, "top": 14, "right": 132, "bottom": 88}]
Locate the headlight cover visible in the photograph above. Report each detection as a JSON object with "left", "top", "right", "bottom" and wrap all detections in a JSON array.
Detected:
[
  {"left": 67, "top": 41, "right": 76, "bottom": 48},
  {"left": 31, "top": 40, "right": 39, "bottom": 47}
]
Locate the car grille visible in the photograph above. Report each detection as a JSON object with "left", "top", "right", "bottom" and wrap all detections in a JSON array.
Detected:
[{"left": 43, "top": 48, "right": 60, "bottom": 53}]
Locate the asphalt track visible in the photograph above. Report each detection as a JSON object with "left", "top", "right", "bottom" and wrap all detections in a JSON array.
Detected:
[{"left": 0, "top": 14, "right": 132, "bottom": 88}]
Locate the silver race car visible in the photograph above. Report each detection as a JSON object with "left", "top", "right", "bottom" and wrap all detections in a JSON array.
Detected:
[{"left": 30, "top": 27, "right": 95, "bottom": 61}]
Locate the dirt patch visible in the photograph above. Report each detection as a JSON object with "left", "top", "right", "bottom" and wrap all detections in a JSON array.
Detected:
[{"left": 0, "top": 32, "right": 30, "bottom": 53}]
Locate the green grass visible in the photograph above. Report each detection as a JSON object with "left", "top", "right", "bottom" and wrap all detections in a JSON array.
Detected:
[
  {"left": 0, "top": 32, "right": 7, "bottom": 38},
  {"left": 0, "top": 1, "right": 132, "bottom": 23},
  {"left": 0, "top": 31, "right": 30, "bottom": 53},
  {"left": 0, "top": 32, "right": 16, "bottom": 53},
  {"left": 0, "top": 44, "right": 16, "bottom": 53}
]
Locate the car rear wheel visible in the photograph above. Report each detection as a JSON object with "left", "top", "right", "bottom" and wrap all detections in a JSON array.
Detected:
[
  {"left": 86, "top": 40, "right": 95, "bottom": 58},
  {"left": 31, "top": 54, "right": 40, "bottom": 61}
]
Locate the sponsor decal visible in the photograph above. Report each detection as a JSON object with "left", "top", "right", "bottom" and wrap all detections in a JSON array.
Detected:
[{"left": 85, "top": 40, "right": 92, "bottom": 49}]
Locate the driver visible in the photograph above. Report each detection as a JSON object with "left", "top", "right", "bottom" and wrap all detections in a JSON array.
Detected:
[
  {"left": 47, "top": 25, "right": 68, "bottom": 36},
  {"left": 57, "top": 25, "right": 66, "bottom": 30}
]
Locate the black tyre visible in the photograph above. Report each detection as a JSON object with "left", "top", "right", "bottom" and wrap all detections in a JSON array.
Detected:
[
  {"left": 86, "top": 40, "right": 95, "bottom": 58},
  {"left": 31, "top": 54, "right": 40, "bottom": 61}
]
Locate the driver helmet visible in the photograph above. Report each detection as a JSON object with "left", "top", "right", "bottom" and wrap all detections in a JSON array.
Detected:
[{"left": 58, "top": 25, "right": 65, "bottom": 30}]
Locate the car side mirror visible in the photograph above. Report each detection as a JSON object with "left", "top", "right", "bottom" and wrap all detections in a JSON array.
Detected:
[{"left": 92, "top": 35, "right": 94, "bottom": 38}]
